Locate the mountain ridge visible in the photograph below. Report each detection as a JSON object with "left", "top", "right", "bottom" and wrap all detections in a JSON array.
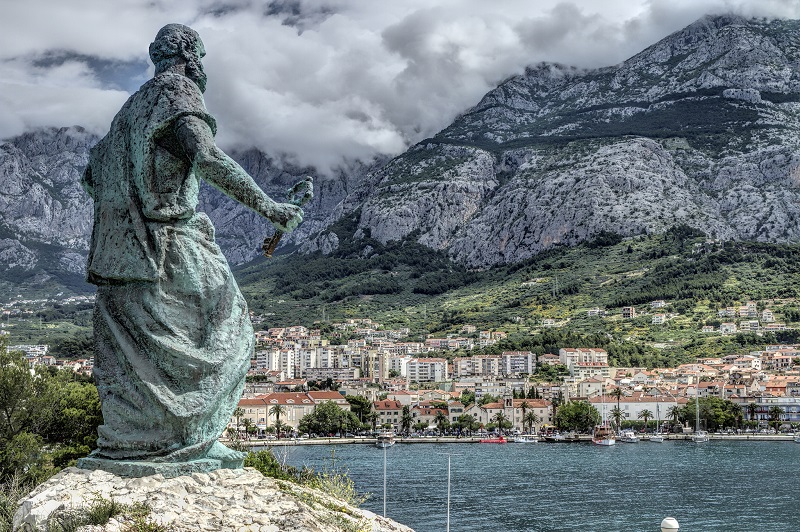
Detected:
[
  {"left": 2, "top": 15, "right": 800, "bottom": 295},
  {"left": 305, "top": 14, "right": 800, "bottom": 267}
]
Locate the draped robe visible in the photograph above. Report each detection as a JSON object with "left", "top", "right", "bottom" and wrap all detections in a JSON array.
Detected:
[{"left": 81, "top": 72, "right": 252, "bottom": 463}]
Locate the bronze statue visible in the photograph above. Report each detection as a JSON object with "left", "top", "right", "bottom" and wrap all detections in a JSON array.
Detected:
[{"left": 78, "top": 24, "right": 308, "bottom": 477}]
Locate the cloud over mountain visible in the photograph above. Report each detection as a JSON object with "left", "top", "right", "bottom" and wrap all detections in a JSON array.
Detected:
[{"left": 1, "top": 0, "right": 798, "bottom": 174}]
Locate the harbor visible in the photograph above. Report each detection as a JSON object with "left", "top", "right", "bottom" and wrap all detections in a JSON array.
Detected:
[
  {"left": 268, "top": 440, "right": 800, "bottom": 532},
  {"left": 236, "top": 431, "right": 800, "bottom": 446}
]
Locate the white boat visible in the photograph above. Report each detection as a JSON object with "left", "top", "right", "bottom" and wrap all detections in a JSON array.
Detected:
[
  {"left": 512, "top": 434, "right": 539, "bottom": 443},
  {"left": 650, "top": 403, "right": 664, "bottom": 442},
  {"left": 376, "top": 432, "right": 395, "bottom": 448},
  {"left": 794, "top": 436, "right": 800, "bottom": 444},
  {"left": 691, "top": 387, "right": 709, "bottom": 443},
  {"left": 619, "top": 429, "right": 640, "bottom": 443}
]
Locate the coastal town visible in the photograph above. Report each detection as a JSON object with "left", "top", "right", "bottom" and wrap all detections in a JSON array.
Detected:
[{"left": 8, "top": 297, "right": 800, "bottom": 440}]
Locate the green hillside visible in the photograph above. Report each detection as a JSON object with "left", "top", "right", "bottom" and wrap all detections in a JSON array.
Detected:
[{"left": 237, "top": 222, "right": 800, "bottom": 368}]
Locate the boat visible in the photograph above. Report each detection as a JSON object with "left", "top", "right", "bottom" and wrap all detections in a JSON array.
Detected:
[
  {"left": 479, "top": 435, "right": 507, "bottom": 444},
  {"left": 511, "top": 434, "right": 538, "bottom": 443},
  {"left": 593, "top": 424, "right": 616, "bottom": 446},
  {"left": 794, "top": 436, "right": 800, "bottom": 444},
  {"left": 593, "top": 388, "right": 616, "bottom": 446},
  {"left": 691, "top": 387, "right": 709, "bottom": 443},
  {"left": 650, "top": 403, "right": 664, "bottom": 442},
  {"left": 619, "top": 429, "right": 640, "bottom": 443},
  {"left": 376, "top": 431, "right": 395, "bottom": 448}
]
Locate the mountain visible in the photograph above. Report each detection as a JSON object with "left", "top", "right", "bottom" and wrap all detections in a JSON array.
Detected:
[
  {"left": 0, "top": 127, "right": 379, "bottom": 294},
  {"left": 307, "top": 15, "right": 800, "bottom": 267},
  {"left": 3, "top": 15, "right": 800, "bottom": 296}
]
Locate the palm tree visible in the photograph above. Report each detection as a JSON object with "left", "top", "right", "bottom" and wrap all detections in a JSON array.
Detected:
[
  {"left": 519, "top": 400, "right": 530, "bottom": 432},
  {"left": 401, "top": 405, "right": 413, "bottom": 434},
  {"left": 523, "top": 411, "right": 540, "bottom": 434},
  {"left": 457, "top": 414, "right": 477, "bottom": 435},
  {"left": 665, "top": 405, "right": 681, "bottom": 428},
  {"left": 233, "top": 407, "right": 244, "bottom": 435},
  {"left": 434, "top": 410, "right": 449, "bottom": 433},
  {"left": 366, "top": 411, "right": 379, "bottom": 432},
  {"left": 269, "top": 404, "right": 287, "bottom": 439},
  {"left": 730, "top": 403, "right": 743, "bottom": 429},
  {"left": 769, "top": 406, "right": 784, "bottom": 433},
  {"left": 637, "top": 409, "right": 653, "bottom": 431},
  {"left": 492, "top": 412, "right": 508, "bottom": 434},
  {"left": 241, "top": 418, "right": 254, "bottom": 440},
  {"left": 610, "top": 407, "right": 624, "bottom": 431},
  {"left": 747, "top": 402, "right": 758, "bottom": 422},
  {"left": 609, "top": 387, "right": 623, "bottom": 414}
]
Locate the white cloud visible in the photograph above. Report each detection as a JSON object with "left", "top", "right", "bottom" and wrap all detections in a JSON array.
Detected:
[{"left": 1, "top": 0, "right": 798, "bottom": 173}]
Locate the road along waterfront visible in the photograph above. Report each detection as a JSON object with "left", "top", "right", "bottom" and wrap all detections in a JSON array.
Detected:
[{"left": 258, "top": 439, "right": 800, "bottom": 532}]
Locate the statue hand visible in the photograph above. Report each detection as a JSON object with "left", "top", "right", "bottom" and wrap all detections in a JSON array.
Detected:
[{"left": 269, "top": 202, "right": 304, "bottom": 233}]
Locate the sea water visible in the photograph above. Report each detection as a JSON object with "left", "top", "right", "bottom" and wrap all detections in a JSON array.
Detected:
[{"left": 269, "top": 440, "right": 800, "bottom": 532}]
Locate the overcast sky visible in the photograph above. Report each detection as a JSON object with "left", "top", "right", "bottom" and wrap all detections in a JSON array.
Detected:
[{"left": 1, "top": 0, "right": 798, "bottom": 174}]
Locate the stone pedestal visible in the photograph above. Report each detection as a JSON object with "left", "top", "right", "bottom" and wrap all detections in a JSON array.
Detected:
[{"left": 13, "top": 467, "right": 415, "bottom": 532}]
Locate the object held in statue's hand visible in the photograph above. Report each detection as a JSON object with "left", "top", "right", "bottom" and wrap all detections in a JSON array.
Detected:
[{"left": 263, "top": 177, "right": 313, "bottom": 258}]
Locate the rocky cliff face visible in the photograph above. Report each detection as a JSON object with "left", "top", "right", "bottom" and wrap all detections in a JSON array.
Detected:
[
  {"left": 311, "top": 15, "right": 800, "bottom": 266},
  {"left": 4, "top": 15, "right": 800, "bottom": 288}
]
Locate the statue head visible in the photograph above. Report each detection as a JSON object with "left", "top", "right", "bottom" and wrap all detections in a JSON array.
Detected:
[{"left": 149, "top": 24, "right": 207, "bottom": 92}]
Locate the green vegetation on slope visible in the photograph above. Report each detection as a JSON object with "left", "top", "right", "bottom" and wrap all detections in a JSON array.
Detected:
[{"left": 236, "top": 224, "right": 800, "bottom": 367}]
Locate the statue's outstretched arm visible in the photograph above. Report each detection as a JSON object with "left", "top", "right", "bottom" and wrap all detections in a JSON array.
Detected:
[{"left": 174, "top": 115, "right": 303, "bottom": 232}]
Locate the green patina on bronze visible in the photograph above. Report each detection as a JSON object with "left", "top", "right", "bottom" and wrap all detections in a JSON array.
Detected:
[{"left": 77, "top": 24, "right": 309, "bottom": 478}]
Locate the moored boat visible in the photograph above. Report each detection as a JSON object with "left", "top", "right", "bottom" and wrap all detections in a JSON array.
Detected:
[
  {"left": 376, "top": 432, "right": 396, "bottom": 448},
  {"left": 650, "top": 433, "right": 665, "bottom": 443},
  {"left": 593, "top": 424, "right": 616, "bottom": 446},
  {"left": 619, "top": 429, "right": 640, "bottom": 443},
  {"left": 512, "top": 434, "right": 538, "bottom": 443},
  {"left": 691, "top": 387, "right": 709, "bottom": 443},
  {"left": 480, "top": 435, "right": 507, "bottom": 443}
]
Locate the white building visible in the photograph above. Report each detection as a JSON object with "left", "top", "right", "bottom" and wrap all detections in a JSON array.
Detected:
[{"left": 407, "top": 358, "right": 448, "bottom": 383}]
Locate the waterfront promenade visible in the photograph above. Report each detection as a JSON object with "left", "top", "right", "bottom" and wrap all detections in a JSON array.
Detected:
[{"left": 233, "top": 432, "right": 799, "bottom": 447}]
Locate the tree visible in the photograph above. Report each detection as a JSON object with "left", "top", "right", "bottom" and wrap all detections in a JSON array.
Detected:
[
  {"left": 269, "top": 405, "right": 287, "bottom": 438},
  {"left": 609, "top": 387, "right": 623, "bottom": 415},
  {"left": 366, "top": 411, "right": 379, "bottom": 432},
  {"left": 0, "top": 347, "right": 35, "bottom": 440},
  {"left": 554, "top": 401, "right": 600, "bottom": 432},
  {"left": 769, "top": 406, "right": 784, "bottom": 432},
  {"left": 232, "top": 407, "right": 244, "bottom": 436},
  {"left": 747, "top": 402, "right": 758, "bottom": 422},
  {"left": 478, "top": 394, "right": 499, "bottom": 406},
  {"left": 665, "top": 405, "right": 682, "bottom": 427},
  {"left": 459, "top": 390, "right": 475, "bottom": 406},
  {"left": 637, "top": 409, "right": 653, "bottom": 430},
  {"left": 491, "top": 412, "right": 511, "bottom": 434},
  {"left": 519, "top": 401, "right": 530, "bottom": 431},
  {"left": 610, "top": 407, "right": 624, "bottom": 431},
  {"left": 345, "top": 395, "right": 372, "bottom": 425},
  {"left": 730, "top": 403, "right": 743, "bottom": 429},
  {"left": 298, "top": 401, "right": 345, "bottom": 436},
  {"left": 434, "top": 411, "right": 450, "bottom": 433},
  {"left": 241, "top": 418, "right": 254, "bottom": 440},
  {"left": 523, "top": 412, "right": 540, "bottom": 434},
  {"left": 401, "top": 406, "right": 412, "bottom": 434},
  {"left": 455, "top": 414, "right": 478, "bottom": 434}
]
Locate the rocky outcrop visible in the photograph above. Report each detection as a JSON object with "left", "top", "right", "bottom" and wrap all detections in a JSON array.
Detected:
[
  {"left": 14, "top": 467, "right": 413, "bottom": 532},
  {"left": 311, "top": 15, "right": 800, "bottom": 267}
]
